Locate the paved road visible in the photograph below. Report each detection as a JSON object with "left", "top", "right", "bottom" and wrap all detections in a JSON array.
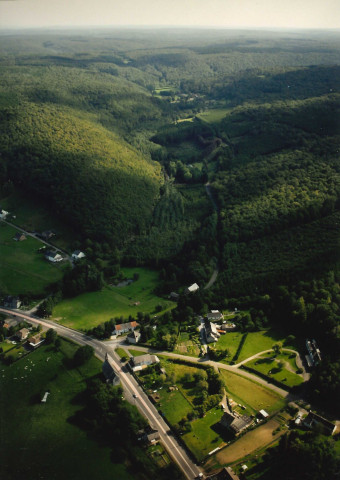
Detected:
[{"left": 0, "top": 307, "right": 201, "bottom": 480}]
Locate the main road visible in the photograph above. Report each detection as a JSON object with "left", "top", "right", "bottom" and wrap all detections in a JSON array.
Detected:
[{"left": 0, "top": 307, "right": 202, "bottom": 480}]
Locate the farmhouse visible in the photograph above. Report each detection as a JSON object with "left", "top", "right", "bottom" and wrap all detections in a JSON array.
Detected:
[
  {"left": 102, "top": 353, "right": 120, "bottom": 386},
  {"left": 3, "top": 295, "right": 21, "bottom": 309},
  {"left": 14, "top": 232, "right": 26, "bottom": 241},
  {"left": 71, "top": 250, "right": 86, "bottom": 260},
  {"left": 207, "top": 310, "right": 223, "bottom": 321},
  {"left": 303, "top": 411, "right": 336, "bottom": 435},
  {"left": 220, "top": 411, "right": 253, "bottom": 436},
  {"left": 45, "top": 250, "right": 63, "bottom": 262},
  {"left": 127, "top": 330, "right": 142, "bottom": 344},
  {"left": 113, "top": 321, "right": 139, "bottom": 336},
  {"left": 0, "top": 208, "right": 9, "bottom": 219},
  {"left": 29, "top": 335, "right": 45, "bottom": 348},
  {"left": 305, "top": 339, "right": 322, "bottom": 367},
  {"left": 16, "top": 328, "right": 29, "bottom": 341},
  {"left": 204, "top": 319, "right": 220, "bottom": 343},
  {"left": 185, "top": 283, "right": 199, "bottom": 294},
  {"left": 129, "top": 354, "right": 160, "bottom": 372},
  {"left": 40, "top": 230, "right": 55, "bottom": 241}
]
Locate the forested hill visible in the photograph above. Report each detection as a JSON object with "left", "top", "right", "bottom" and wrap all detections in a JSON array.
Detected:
[{"left": 0, "top": 101, "right": 162, "bottom": 244}]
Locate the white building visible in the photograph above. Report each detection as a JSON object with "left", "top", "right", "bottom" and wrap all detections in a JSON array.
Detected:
[
  {"left": 185, "top": 283, "right": 199, "bottom": 294},
  {"left": 45, "top": 250, "right": 63, "bottom": 262},
  {"left": 72, "top": 250, "right": 86, "bottom": 260}
]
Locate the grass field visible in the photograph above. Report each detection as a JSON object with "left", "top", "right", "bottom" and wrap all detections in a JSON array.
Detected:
[
  {"left": 215, "top": 332, "right": 244, "bottom": 361},
  {"left": 219, "top": 369, "right": 286, "bottom": 415},
  {"left": 158, "top": 388, "right": 193, "bottom": 425},
  {"left": 0, "top": 189, "right": 78, "bottom": 251},
  {"left": 212, "top": 418, "right": 284, "bottom": 466},
  {"left": 245, "top": 352, "right": 304, "bottom": 388},
  {"left": 182, "top": 407, "right": 225, "bottom": 461},
  {"left": 0, "top": 223, "right": 67, "bottom": 295},
  {"left": 236, "top": 330, "right": 296, "bottom": 363},
  {"left": 128, "top": 348, "right": 146, "bottom": 357},
  {"left": 197, "top": 108, "right": 230, "bottom": 123},
  {"left": 0, "top": 339, "right": 133, "bottom": 480},
  {"left": 53, "top": 267, "right": 175, "bottom": 331}
]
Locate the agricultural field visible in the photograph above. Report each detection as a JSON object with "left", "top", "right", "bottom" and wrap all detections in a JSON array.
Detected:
[
  {"left": 209, "top": 417, "right": 285, "bottom": 468},
  {"left": 0, "top": 223, "right": 67, "bottom": 295},
  {"left": 197, "top": 108, "right": 230, "bottom": 123},
  {"left": 0, "top": 189, "right": 78, "bottom": 251},
  {"left": 244, "top": 352, "right": 304, "bottom": 388},
  {"left": 219, "top": 369, "right": 286, "bottom": 415},
  {"left": 0, "top": 339, "right": 133, "bottom": 480},
  {"left": 52, "top": 267, "right": 175, "bottom": 331},
  {"left": 182, "top": 407, "right": 225, "bottom": 461}
]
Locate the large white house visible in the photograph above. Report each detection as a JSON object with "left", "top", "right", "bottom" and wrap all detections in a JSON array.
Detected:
[
  {"left": 45, "top": 250, "right": 63, "bottom": 262},
  {"left": 72, "top": 250, "right": 86, "bottom": 260},
  {"left": 185, "top": 283, "right": 199, "bottom": 294},
  {"left": 112, "top": 321, "right": 139, "bottom": 336},
  {"left": 129, "top": 354, "right": 160, "bottom": 372},
  {"left": 0, "top": 208, "right": 9, "bottom": 219}
]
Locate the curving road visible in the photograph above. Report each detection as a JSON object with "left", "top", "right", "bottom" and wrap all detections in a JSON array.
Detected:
[{"left": 0, "top": 307, "right": 201, "bottom": 480}]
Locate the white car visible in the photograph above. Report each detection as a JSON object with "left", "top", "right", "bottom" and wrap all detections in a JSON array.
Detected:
[{"left": 133, "top": 393, "right": 138, "bottom": 399}]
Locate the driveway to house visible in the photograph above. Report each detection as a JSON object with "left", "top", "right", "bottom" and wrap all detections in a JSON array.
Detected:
[
  {"left": 1, "top": 219, "right": 73, "bottom": 267},
  {"left": 0, "top": 307, "right": 202, "bottom": 480}
]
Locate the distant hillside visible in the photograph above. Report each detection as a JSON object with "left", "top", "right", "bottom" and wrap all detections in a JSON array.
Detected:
[{"left": 0, "top": 101, "right": 162, "bottom": 245}]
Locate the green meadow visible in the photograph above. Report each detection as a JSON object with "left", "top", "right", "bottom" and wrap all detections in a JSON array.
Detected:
[
  {"left": 0, "top": 223, "right": 66, "bottom": 295},
  {"left": 53, "top": 267, "right": 175, "bottom": 331},
  {"left": 0, "top": 339, "right": 133, "bottom": 480}
]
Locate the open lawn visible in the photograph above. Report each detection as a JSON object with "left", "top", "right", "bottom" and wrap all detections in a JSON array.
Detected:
[
  {"left": 212, "top": 418, "right": 285, "bottom": 466},
  {"left": 0, "top": 339, "right": 133, "bottom": 480},
  {"left": 237, "top": 330, "right": 297, "bottom": 363},
  {"left": 157, "top": 388, "right": 193, "bottom": 425},
  {"left": 219, "top": 370, "right": 286, "bottom": 415},
  {"left": 0, "top": 189, "right": 78, "bottom": 251},
  {"left": 216, "top": 332, "right": 244, "bottom": 361},
  {"left": 128, "top": 348, "right": 146, "bottom": 357},
  {"left": 0, "top": 223, "right": 67, "bottom": 295},
  {"left": 182, "top": 407, "right": 225, "bottom": 461},
  {"left": 53, "top": 267, "right": 175, "bottom": 331},
  {"left": 245, "top": 352, "right": 304, "bottom": 388},
  {"left": 197, "top": 108, "right": 230, "bottom": 123}
]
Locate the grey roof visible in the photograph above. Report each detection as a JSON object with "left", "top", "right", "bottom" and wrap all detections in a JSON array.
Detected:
[
  {"left": 220, "top": 412, "right": 252, "bottom": 434},
  {"left": 102, "top": 353, "right": 120, "bottom": 385}
]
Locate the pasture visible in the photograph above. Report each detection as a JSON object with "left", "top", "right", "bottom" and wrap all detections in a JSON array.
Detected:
[
  {"left": 219, "top": 369, "right": 286, "bottom": 414},
  {"left": 0, "top": 339, "right": 133, "bottom": 480},
  {"left": 236, "top": 330, "right": 296, "bottom": 363},
  {"left": 197, "top": 108, "right": 230, "bottom": 123},
  {"left": 53, "top": 267, "right": 175, "bottom": 331},
  {"left": 0, "top": 223, "right": 66, "bottom": 295}
]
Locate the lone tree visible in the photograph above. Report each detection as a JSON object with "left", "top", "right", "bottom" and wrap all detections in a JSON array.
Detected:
[
  {"left": 272, "top": 342, "right": 283, "bottom": 356},
  {"left": 45, "top": 328, "right": 57, "bottom": 344}
]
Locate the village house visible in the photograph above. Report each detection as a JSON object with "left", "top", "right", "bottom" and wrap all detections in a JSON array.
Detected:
[
  {"left": 207, "top": 310, "right": 223, "bottom": 321},
  {"left": 45, "top": 250, "right": 63, "bottom": 262},
  {"left": 112, "top": 321, "right": 139, "bottom": 336},
  {"left": 71, "top": 250, "right": 86, "bottom": 260},
  {"left": 185, "top": 283, "right": 199, "bottom": 294},
  {"left": 102, "top": 353, "right": 120, "bottom": 386},
  {"left": 168, "top": 292, "right": 180, "bottom": 300},
  {"left": 220, "top": 322, "right": 237, "bottom": 332},
  {"left": 29, "top": 334, "right": 45, "bottom": 348},
  {"left": 16, "top": 328, "right": 29, "bottom": 341},
  {"left": 40, "top": 230, "right": 55, "bottom": 241},
  {"left": 14, "top": 232, "right": 26, "bottom": 241},
  {"left": 129, "top": 354, "right": 160, "bottom": 372},
  {"left": 303, "top": 411, "right": 336, "bottom": 435},
  {"left": 220, "top": 411, "right": 253, "bottom": 436},
  {"left": 3, "top": 295, "right": 21, "bottom": 309},
  {"left": 204, "top": 318, "right": 220, "bottom": 343},
  {"left": 0, "top": 208, "right": 9, "bottom": 219},
  {"left": 305, "top": 339, "right": 322, "bottom": 367},
  {"left": 127, "top": 330, "right": 142, "bottom": 344}
]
